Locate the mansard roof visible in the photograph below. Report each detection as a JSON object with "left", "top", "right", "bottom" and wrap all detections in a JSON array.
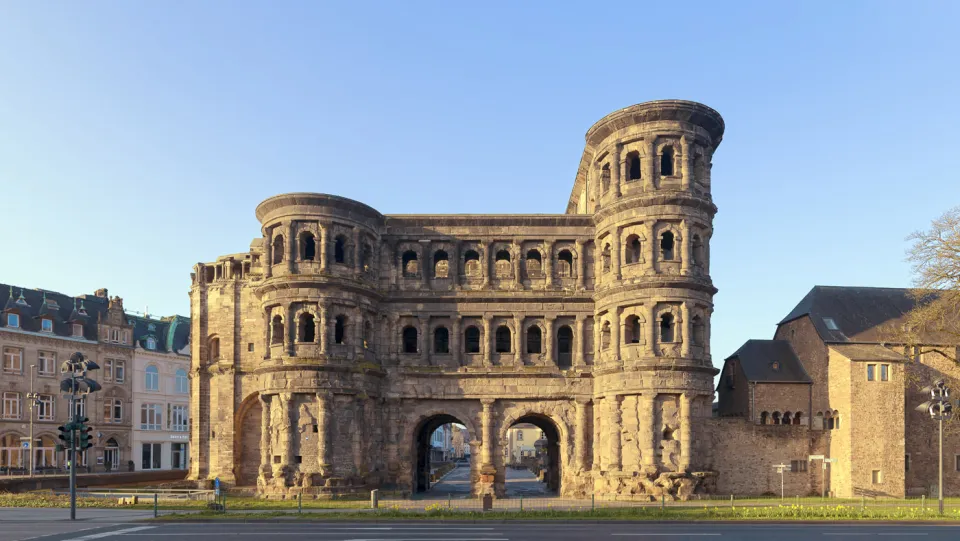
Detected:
[
  {"left": 0, "top": 283, "right": 108, "bottom": 340},
  {"left": 724, "top": 339, "right": 812, "bottom": 384},
  {"left": 777, "top": 285, "right": 929, "bottom": 343},
  {"left": 128, "top": 314, "right": 191, "bottom": 355}
]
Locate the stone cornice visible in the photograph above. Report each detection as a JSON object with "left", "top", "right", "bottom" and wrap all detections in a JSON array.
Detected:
[
  {"left": 255, "top": 193, "right": 385, "bottom": 225},
  {"left": 254, "top": 276, "right": 383, "bottom": 301},
  {"left": 592, "top": 192, "right": 718, "bottom": 224},
  {"left": 384, "top": 214, "right": 594, "bottom": 231}
]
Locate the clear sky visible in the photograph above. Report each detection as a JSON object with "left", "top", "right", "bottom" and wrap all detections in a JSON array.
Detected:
[{"left": 2, "top": 1, "right": 958, "bottom": 364}]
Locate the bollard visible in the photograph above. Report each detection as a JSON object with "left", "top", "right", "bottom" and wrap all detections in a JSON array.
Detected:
[
  {"left": 371, "top": 489, "right": 379, "bottom": 510},
  {"left": 448, "top": 493, "right": 452, "bottom": 509},
  {"left": 922, "top": 495, "right": 926, "bottom": 511},
  {"left": 299, "top": 491, "right": 303, "bottom": 514},
  {"left": 222, "top": 491, "right": 227, "bottom": 513},
  {"left": 592, "top": 493, "right": 595, "bottom": 511},
  {"left": 482, "top": 493, "right": 493, "bottom": 512},
  {"left": 154, "top": 493, "right": 158, "bottom": 518},
  {"left": 519, "top": 495, "right": 523, "bottom": 512},
  {"left": 661, "top": 494, "right": 665, "bottom": 511}
]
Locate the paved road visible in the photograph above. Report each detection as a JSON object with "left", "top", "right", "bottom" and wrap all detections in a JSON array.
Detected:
[
  {"left": 424, "top": 466, "right": 549, "bottom": 499},
  {"left": 21, "top": 522, "right": 960, "bottom": 541}
]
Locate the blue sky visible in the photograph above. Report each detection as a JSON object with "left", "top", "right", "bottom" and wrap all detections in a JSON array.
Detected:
[{"left": 2, "top": 1, "right": 958, "bottom": 363}]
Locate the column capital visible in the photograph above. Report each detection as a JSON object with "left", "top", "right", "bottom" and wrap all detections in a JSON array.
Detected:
[
  {"left": 575, "top": 397, "right": 592, "bottom": 406},
  {"left": 279, "top": 391, "right": 293, "bottom": 401},
  {"left": 480, "top": 398, "right": 496, "bottom": 407}
]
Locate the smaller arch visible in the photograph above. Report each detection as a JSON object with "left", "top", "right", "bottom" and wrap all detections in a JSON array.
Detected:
[
  {"left": 526, "top": 325, "right": 542, "bottom": 354},
  {"left": 625, "top": 234, "right": 641, "bottom": 264},
  {"left": 495, "top": 325, "right": 511, "bottom": 353},
  {"left": 601, "top": 163, "right": 611, "bottom": 192},
  {"left": 270, "top": 315, "right": 284, "bottom": 345},
  {"left": 772, "top": 411, "right": 781, "bottom": 424},
  {"left": 557, "top": 249, "right": 573, "bottom": 277},
  {"left": 625, "top": 315, "right": 641, "bottom": 344},
  {"left": 434, "top": 327, "right": 449, "bottom": 354},
  {"left": 782, "top": 411, "right": 792, "bottom": 425},
  {"left": 793, "top": 411, "right": 803, "bottom": 425},
  {"left": 433, "top": 250, "right": 449, "bottom": 278},
  {"left": 759, "top": 411, "right": 769, "bottom": 425},
  {"left": 692, "top": 315, "right": 705, "bottom": 346},
  {"left": 660, "top": 231, "right": 675, "bottom": 261},
  {"left": 402, "top": 250, "right": 419, "bottom": 277},
  {"left": 464, "top": 325, "right": 481, "bottom": 353},
  {"left": 833, "top": 410, "right": 841, "bottom": 430},
  {"left": 272, "top": 235, "right": 285, "bottom": 265},
  {"left": 661, "top": 145, "right": 675, "bottom": 176},
  {"left": 300, "top": 232, "right": 316, "bottom": 261},
  {"left": 208, "top": 336, "right": 221, "bottom": 360},
  {"left": 402, "top": 326, "right": 419, "bottom": 354},
  {"left": 601, "top": 244, "right": 611, "bottom": 273},
  {"left": 600, "top": 321, "right": 611, "bottom": 350},
  {"left": 494, "top": 250, "right": 511, "bottom": 278},
  {"left": 556, "top": 325, "right": 573, "bottom": 369},
  {"left": 463, "top": 250, "right": 481, "bottom": 277},
  {"left": 627, "top": 151, "right": 641, "bottom": 181},
  {"left": 659, "top": 313, "right": 675, "bottom": 343},
  {"left": 298, "top": 313, "right": 316, "bottom": 343},
  {"left": 334, "top": 315, "right": 347, "bottom": 345},
  {"left": 525, "top": 249, "right": 542, "bottom": 276},
  {"left": 334, "top": 235, "right": 347, "bottom": 264}
]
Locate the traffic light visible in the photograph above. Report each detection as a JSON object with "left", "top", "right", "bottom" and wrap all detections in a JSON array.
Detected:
[
  {"left": 58, "top": 423, "right": 74, "bottom": 450},
  {"left": 76, "top": 417, "right": 93, "bottom": 451}
]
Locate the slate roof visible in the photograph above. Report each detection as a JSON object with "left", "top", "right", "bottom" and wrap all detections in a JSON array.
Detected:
[
  {"left": 724, "top": 339, "right": 812, "bottom": 384},
  {"left": 777, "top": 285, "right": 931, "bottom": 343},
  {"left": 128, "top": 314, "right": 190, "bottom": 355},
  {"left": 829, "top": 344, "right": 908, "bottom": 362},
  {"left": 0, "top": 283, "right": 108, "bottom": 340}
]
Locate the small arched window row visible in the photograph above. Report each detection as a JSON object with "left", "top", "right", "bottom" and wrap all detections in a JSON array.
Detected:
[
  {"left": 816, "top": 410, "right": 841, "bottom": 430},
  {"left": 760, "top": 410, "right": 805, "bottom": 426}
]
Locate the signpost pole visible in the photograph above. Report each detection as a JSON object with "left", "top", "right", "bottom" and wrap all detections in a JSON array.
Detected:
[{"left": 69, "top": 394, "right": 76, "bottom": 521}]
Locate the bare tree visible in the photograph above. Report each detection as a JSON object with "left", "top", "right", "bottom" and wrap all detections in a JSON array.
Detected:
[{"left": 889, "top": 205, "right": 960, "bottom": 365}]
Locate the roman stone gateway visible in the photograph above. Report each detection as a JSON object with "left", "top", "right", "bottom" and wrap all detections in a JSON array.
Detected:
[{"left": 189, "top": 100, "right": 723, "bottom": 499}]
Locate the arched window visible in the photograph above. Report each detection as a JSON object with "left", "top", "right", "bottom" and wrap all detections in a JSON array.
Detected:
[
  {"left": 661, "top": 146, "right": 675, "bottom": 176},
  {"left": 363, "top": 320, "right": 373, "bottom": 349},
  {"left": 208, "top": 336, "right": 220, "bottom": 360},
  {"left": 271, "top": 315, "right": 284, "bottom": 345},
  {"left": 402, "top": 250, "right": 419, "bottom": 277},
  {"left": 625, "top": 235, "right": 641, "bottom": 264},
  {"left": 760, "top": 411, "right": 769, "bottom": 425},
  {"left": 145, "top": 365, "right": 159, "bottom": 391},
  {"left": 526, "top": 326, "right": 542, "bottom": 354},
  {"left": 495, "top": 325, "right": 511, "bottom": 353},
  {"left": 402, "top": 326, "right": 418, "bottom": 354},
  {"left": 782, "top": 411, "right": 792, "bottom": 425},
  {"left": 815, "top": 411, "right": 824, "bottom": 430},
  {"left": 558, "top": 250, "right": 573, "bottom": 277},
  {"left": 525, "top": 250, "right": 542, "bottom": 276},
  {"left": 464, "top": 326, "right": 481, "bottom": 353},
  {"left": 601, "top": 163, "right": 611, "bottom": 192},
  {"left": 659, "top": 313, "right": 675, "bottom": 343},
  {"left": 793, "top": 412, "right": 803, "bottom": 425},
  {"left": 601, "top": 244, "right": 611, "bottom": 272},
  {"left": 300, "top": 232, "right": 316, "bottom": 261},
  {"left": 625, "top": 315, "right": 641, "bottom": 344},
  {"left": 334, "top": 236, "right": 347, "bottom": 264},
  {"left": 495, "top": 250, "right": 511, "bottom": 278},
  {"left": 600, "top": 321, "right": 611, "bottom": 350},
  {"left": 660, "top": 231, "right": 675, "bottom": 261},
  {"left": 146, "top": 337, "right": 156, "bottom": 350},
  {"left": 833, "top": 410, "right": 841, "bottom": 430},
  {"left": 299, "top": 313, "right": 316, "bottom": 343},
  {"left": 433, "top": 250, "right": 449, "bottom": 278},
  {"left": 692, "top": 315, "right": 705, "bottom": 346},
  {"left": 692, "top": 235, "right": 704, "bottom": 268},
  {"left": 627, "top": 152, "right": 642, "bottom": 181},
  {"left": 772, "top": 411, "right": 782, "bottom": 425},
  {"left": 434, "top": 327, "right": 449, "bottom": 354},
  {"left": 464, "top": 250, "right": 481, "bottom": 277},
  {"left": 557, "top": 325, "right": 573, "bottom": 369},
  {"left": 360, "top": 244, "right": 372, "bottom": 272},
  {"left": 272, "top": 235, "right": 284, "bottom": 265},
  {"left": 825, "top": 411, "right": 835, "bottom": 430},
  {"left": 175, "top": 369, "right": 189, "bottom": 394},
  {"left": 334, "top": 315, "right": 346, "bottom": 345}
]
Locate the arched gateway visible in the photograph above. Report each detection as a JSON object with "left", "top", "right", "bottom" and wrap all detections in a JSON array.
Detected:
[{"left": 190, "top": 100, "right": 724, "bottom": 500}]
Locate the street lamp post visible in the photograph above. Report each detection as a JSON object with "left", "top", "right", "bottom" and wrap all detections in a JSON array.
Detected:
[
  {"left": 916, "top": 379, "right": 954, "bottom": 516},
  {"left": 60, "top": 352, "right": 101, "bottom": 521},
  {"left": 26, "top": 364, "right": 40, "bottom": 478}
]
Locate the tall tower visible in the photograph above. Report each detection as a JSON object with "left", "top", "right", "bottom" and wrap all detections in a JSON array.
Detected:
[{"left": 569, "top": 100, "right": 723, "bottom": 488}]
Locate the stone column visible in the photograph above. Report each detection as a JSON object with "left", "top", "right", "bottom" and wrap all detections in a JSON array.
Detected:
[
  {"left": 483, "top": 242, "right": 492, "bottom": 288},
  {"left": 640, "top": 393, "right": 656, "bottom": 468},
  {"left": 390, "top": 313, "right": 400, "bottom": 362},
  {"left": 612, "top": 143, "right": 622, "bottom": 198},
  {"left": 264, "top": 233, "right": 273, "bottom": 278},
  {"left": 480, "top": 398, "right": 496, "bottom": 467},
  {"left": 646, "top": 305, "right": 657, "bottom": 355},
  {"left": 606, "top": 395, "right": 622, "bottom": 471},
  {"left": 680, "top": 302, "right": 691, "bottom": 358},
  {"left": 316, "top": 392, "right": 333, "bottom": 476},
  {"left": 319, "top": 302, "right": 329, "bottom": 354},
  {"left": 544, "top": 241, "right": 554, "bottom": 288},
  {"left": 680, "top": 135, "right": 692, "bottom": 191},
  {"left": 592, "top": 397, "right": 603, "bottom": 470},
  {"left": 259, "top": 394, "right": 272, "bottom": 475},
  {"left": 513, "top": 314, "right": 523, "bottom": 363},
  {"left": 705, "top": 308, "right": 713, "bottom": 358},
  {"left": 286, "top": 304, "right": 296, "bottom": 357},
  {"left": 451, "top": 315, "right": 462, "bottom": 364},
  {"left": 575, "top": 398, "right": 590, "bottom": 471},
  {"left": 680, "top": 220, "right": 691, "bottom": 275},
  {"left": 451, "top": 241, "right": 460, "bottom": 288},
  {"left": 287, "top": 222, "right": 296, "bottom": 273},
  {"left": 610, "top": 307, "right": 621, "bottom": 362},
  {"left": 611, "top": 227, "right": 622, "bottom": 280},
  {"left": 280, "top": 392, "right": 296, "bottom": 470},
  {"left": 355, "top": 306, "right": 365, "bottom": 359},
  {"left": 419, "top": 316, "right": 430, "bottom": 365},
  {"left": 319, "top": 226, "right": 328, "bottom": 272},
  {"left": 482, "top": 315, "right": 492, "bottom": 367},
  {"left": 679, "top": 393, "right": 693, "bottom": 472},
  {"left": 352, "top": 398, "right": 365, "bottom": 476},
  {"left": 544, "top": 315, "right": 555, "bottom": 366},
  {"left": 263, "top": 310, "right": 272, "bottom": 359},
  {"left": 647, "top": 221, "right": 657, "bottom": 270},
  {"left": 513, "top": 241, "right": 522, "bottom": 288},
  {"left": 352, "top": 228, "right": 362, "bottom": 273},
  {"left": 421, "top": 240, "right": 431, "bottom": 288},
  {"left": 574, "top": 315, "right": 585, "bottom": 367},
  {"left": 643, "top": 138, "right": 655, "bottom": 191},
  {"left": 574, "top": 239, "right": 584, "bottom": 290}
]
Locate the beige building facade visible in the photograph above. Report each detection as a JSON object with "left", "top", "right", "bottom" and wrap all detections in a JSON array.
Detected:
[{"left": 189, "top": 100, "right": 723, "bottom": 499}]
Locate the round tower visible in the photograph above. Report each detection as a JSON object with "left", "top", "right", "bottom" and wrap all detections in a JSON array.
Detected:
[{"left": 583, "top": 100, "right": 723, "bottom": 492}]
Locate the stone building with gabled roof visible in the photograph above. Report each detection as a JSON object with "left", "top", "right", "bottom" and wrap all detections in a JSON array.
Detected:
[{"left": 715, "top": 285, "right": 960, "bottom": 498}]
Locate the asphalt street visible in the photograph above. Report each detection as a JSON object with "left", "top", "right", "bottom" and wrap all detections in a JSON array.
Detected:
[
  {"left": 422, "top": 465, "right": 549, "bottom": 499},
  {"left": 18, "top": 522, "right": 960, "bottom": 541}
]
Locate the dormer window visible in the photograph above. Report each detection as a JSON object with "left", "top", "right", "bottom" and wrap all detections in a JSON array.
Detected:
[
  {"left": 72, "top": 324, "right": 83, "bottom": 338},
  {"left": 41, "top": 319, "right": 53, "bottom": 333},
  {"left": 110, "top": 329, "right": 120, "bottom": 343},
  {"left": 146, "top": 337, "right": 157, "bottom": 350},
  {"left": 823, "top": 317, "right": 839, "bottom": 331},
  {"left": 6, "top": 314, "right": 19, "bottom": 328},
  {"left": 770, "top": 361, "right": 781, "bottom": 371}
]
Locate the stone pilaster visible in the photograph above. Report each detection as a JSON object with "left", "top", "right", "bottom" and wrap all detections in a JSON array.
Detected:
[
  {"left": 353, "top": 227, "right": 362, "bottom": 273},
  {"left": 680, "top": 301, "right": 691, "bottom": 358},
  {"left": 680, "top": 220, "right": 691, "bottom": 275},
  {"left": 419, "top": 316, "right": 430, "bottom": 365},
  {"left": 355, "top": 306, "right": 365, "bottom": 359},
  {"left": 575, "top": 398, "right": 590, "bottom": 471},
  {"left": 451, "top": 315, "right": 462, "bottom": 363},
  {"left": 389, "top": 313, "right": 400, "bottom": 363},
  {"left": 610, "top": 307, "right": 621, "bottom": 362},
  {"left": 482, "top": 315, "right": 492, "bottom": 367},
  {"left": 479, "top": 398, "right": 497, "bottom": 491},
  {"left": 319, "top": 225, "right": 328, "bottom": 271},
  {"left": 574, "top": 239, "right": 584, "bottom": 290},
  {"left": 646, "top": 304, "right": 657, "bottom": 356},
  {"left": 574, "top": 315, "right": 585, "bottom": 367},
  {"left": 643, "top": 138, "right": 655, "bottom": 191},
  {"left": 319, "top": 302, "right": 329, "bottom": 355},
  {"left": 316, "top": 392, "right": 333, "bottom": 477},
  {"left": 483, "top": 241, "right": 492, "bottom": 288},
  {"left": 258, "top": 394, "right": 272, "bottom": 479},
  {"left": 680, "top": 135, "right": 692, "bottom": 191},
  {"left": 264, "top": 232, "right": 273, "bottom": 278},
  {"left": 612, "top": 143, "right": 622, "bottom": 198},
  {"left": 286, "top": 304, "right": 295, "bottom": 357},
  {"left": 544, "top": 315, "right": 555, "bottom": 366},
  {"left": 640, "top": 393, "right": 656, "bottom": 468},
  {"left": 679, "top": 393, "right": 692, "bottom": 472},
  {"left": 611, "top": 227, "right": 622, "bottom": 280},
  {"left": 513, "top": 314, "right": 523, "bottom": 363},
  {"left": 513, "top": 241, "right": 522, "bottom": 288},
  {"left": 287, "top": 221, "right": 296, "bottom": 273},
  {"left": 353, "top": 397, "right": 365, "bottom": 477},
  {"left": 421, "top": 240, "right": 431, "bottom": 287},
  {"left": 606, "top": 395, "right": 622, "bottom": 471},
  {"left": 544, "top": 240, "right": 554, "bottom": 288}
]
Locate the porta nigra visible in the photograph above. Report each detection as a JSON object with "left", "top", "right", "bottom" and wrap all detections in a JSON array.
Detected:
[{"left": 189, "top": 100, "right": 724, "bottom": 499}]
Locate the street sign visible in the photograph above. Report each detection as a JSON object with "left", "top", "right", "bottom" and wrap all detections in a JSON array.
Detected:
[
  {"left": 22, "top": 442, "right": 29, "bottom": 449},
  {"left": 808, "top": 454, "right": 824, "bottom": 460},
  {"left": 824, "top": 458, "right": 837, "bottom": 463}
]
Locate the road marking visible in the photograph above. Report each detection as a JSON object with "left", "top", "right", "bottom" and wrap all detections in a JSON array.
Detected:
[
  {"left": 61, "top": 527, "right": 155, "bottom": 541},
  {"left": 878, "top": 535, "right": 928, "bottom": 537},
  {"left": 611, "top": 535, "right": 720, "bottom": 537}
]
